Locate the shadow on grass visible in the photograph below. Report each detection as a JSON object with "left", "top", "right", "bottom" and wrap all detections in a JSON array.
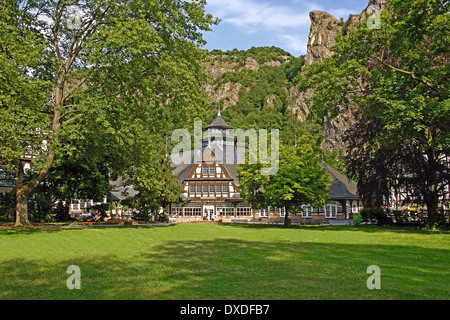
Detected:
[
  {"left": 1, "top": 238, "right": 448, "bottom": 300},
  {"left": 219, "top": 222, "right": 449, "bottom": 235},
  {"left": 0, "top": 223, "right": 175, "bottom": 236}
]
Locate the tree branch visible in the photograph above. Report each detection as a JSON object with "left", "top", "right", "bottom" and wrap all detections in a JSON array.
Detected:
[{"left": 375, "top": 57, "right": 440, "bottom": 94}]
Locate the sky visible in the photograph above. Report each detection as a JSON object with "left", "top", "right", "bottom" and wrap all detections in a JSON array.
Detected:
[{"left": 202, "top": 0, "right": 369, "bottom": 57}]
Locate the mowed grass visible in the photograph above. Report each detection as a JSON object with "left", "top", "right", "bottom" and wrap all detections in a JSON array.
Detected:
[{"left": 0, "top": 223, "right": 448, "bottom": 300}]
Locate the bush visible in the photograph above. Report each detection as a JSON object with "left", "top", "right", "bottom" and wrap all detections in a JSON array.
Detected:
[
  {"left": 392, "top": 210, "right": 410, "bottom": 225},
  {"left": 91, "top": 204, "right": 109, "bottom": 222},
  {"left": 360, "top": 208, "right": 393, "bottom": 226},
  {"left": 28, "top": 188, "right": 54, "bottom": 223}
]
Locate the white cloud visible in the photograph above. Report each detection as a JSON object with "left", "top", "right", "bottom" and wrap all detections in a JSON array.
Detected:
[
  {"left": 328, "top": 8, "right": 356, "bottom": 20},
  {"left": 280, "top": 34, "right": 308, "bottom": 55},
  {"left": 207, "top": 0, "right": 312, "bottom": 31},
  {"left": 204, "top": 0, "right": 359, "bottom": 55}
]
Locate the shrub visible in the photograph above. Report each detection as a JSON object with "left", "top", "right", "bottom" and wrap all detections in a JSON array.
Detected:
[
  {"left": 392, "top": 210, "right": 409, "bottom": 225},
  {"left": 360, "top": 208, "right": 393, "bottom": 226},
  {"left": 91, "top": 204, "right": 109, "bottom": 222},
  {"left": 0, "top": 191, "right": 15, "bottom": 222}
]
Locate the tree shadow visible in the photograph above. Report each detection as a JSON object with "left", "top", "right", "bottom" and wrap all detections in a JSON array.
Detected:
[
  {"left": 0, "top": 239, "right": 448, "bottom": 300},
  {"left": 0, "top": 223, "right": 175, "bottom": 236},
  {"left": 218, "top": 222, "right": 449, "bottom": 235}
]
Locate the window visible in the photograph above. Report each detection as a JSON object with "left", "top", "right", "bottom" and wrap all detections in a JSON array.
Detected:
[
  {"left": 352, "top": 201, "right": 358, "bottom": 213},
  {"left": 279, "top": 207, "right": 286, "bottom": 217},
  {"left": 325, "top": 204, "right": 337, "bottom": 218},
  {"left": 209, "top": 166, "right": 215, "bottom": 176},
  {"left": 203, "top": 185, "right": 208, "bottom": 194},
  {"left": 171, "top": 206, "right": 182, "bottom": 215},
  {"left": 223, "top": 185, "right": 229, "bottom": 194},
  {"left": 203, "top": 166, "right": 208, "bottom": 176},
  {"left": 184, "top": 204, "right": 202, "bottom": 216},
  {"left": 196, "top": 185, "right": 202, "bottom": 194},
  {"left": 189, "top": 185, "right": 195, "bottom": 193},
  {"left": 210, "top": 185, "right": 215, "bottom": 194},
  {"left": 237, "top": 203, "right": 252, "bottom": 216},
  {"left": 216, "top": 185, "right": 222, "bottom": 193},
  {"left": 217, "top": 203, "right": 234, "bottom": 216},
  {"left": 260, "top": 208, "right": 268, "bottom": 217},
  {"left": 302, "top": 206, "right": 312, "bottom": 218}
]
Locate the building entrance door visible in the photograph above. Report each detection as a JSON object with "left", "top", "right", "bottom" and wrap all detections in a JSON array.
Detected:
[{"left": 203, "top": 203, "right": 215, "bottom": 221}]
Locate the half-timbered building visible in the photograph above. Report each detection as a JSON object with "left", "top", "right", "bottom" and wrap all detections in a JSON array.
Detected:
[{"left": 170, "top": 112, "right": 362, "bottom": 224}]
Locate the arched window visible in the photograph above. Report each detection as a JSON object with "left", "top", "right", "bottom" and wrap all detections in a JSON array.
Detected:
[{"left": 352, "top": 201, "right": 358, "bottom": 213}]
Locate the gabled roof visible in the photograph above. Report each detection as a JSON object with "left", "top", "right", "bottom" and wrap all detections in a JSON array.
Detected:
[
  {"left": 107, "top": 177, "right": 139, "bottom": 201},
  {"left": 206, "top": 113, "right": 233, "bottom": 130},
  {"left": 325, "top": 164, "right": 359, "bottom": 200}
]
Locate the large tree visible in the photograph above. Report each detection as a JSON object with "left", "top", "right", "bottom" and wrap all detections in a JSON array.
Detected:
[
  {"left": 238, "top": 130, "right": 331, "bottom": 226},
  {"left": 299, "top": 0, "right": 449, "bottom": 223},
  {"left": 0, "top": 0, "right": 217, "bottom": 226}
]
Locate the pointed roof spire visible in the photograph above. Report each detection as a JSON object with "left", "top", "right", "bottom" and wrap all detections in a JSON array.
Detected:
[{"left": 206, "top": 105, "right": 233, "bottom": 130}]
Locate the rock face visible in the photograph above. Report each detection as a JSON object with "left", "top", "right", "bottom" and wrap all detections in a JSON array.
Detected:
[
  {"left": 300, "top": 0, "right": 385, "bottom": 151},
  {"left": 305, "top": 11, "right": 342, "bottom": 66},
  {"left": 203, "top": 52, "right": 292, "bottom": 110},
  {"left": 202, "top": 0, "right": 383, "bottom": 151}
]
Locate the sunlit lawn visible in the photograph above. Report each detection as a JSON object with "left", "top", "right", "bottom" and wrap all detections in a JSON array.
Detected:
[{"left": 0, "top": 223, "right": 448, "bottom": 300}]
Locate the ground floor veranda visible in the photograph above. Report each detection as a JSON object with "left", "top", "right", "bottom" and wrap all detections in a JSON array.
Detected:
[{"left": 168, "top": 199, "right": 360, "bottom": 224}]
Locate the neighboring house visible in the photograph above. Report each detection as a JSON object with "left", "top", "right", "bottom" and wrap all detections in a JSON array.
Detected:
[
  {"left": 0, "top": 165, "right": 15, "bottom": 195},
  {"left": 169, "top": 113, "right": 361, "bottom": 224},
  {"left": 0, "top": 180, "right": 15, "bottom": 195},
  {"left": 69, "top": 177, "right": 139, "bottom": 218}
]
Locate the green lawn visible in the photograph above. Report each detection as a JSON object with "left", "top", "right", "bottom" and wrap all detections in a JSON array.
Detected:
[{"left": 0, "top": 223, "right": 448, "bottom": 300}]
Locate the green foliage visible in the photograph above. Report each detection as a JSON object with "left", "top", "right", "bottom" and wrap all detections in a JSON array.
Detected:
[
  {"left": 209, "top": 46, "right": 291, "bottom": 66},
  {"left": 128, "top": 134, "right": 186, "bottom": 213},
  {"left": 238, "top": 127, "right": 331, "bottom": 225},
  {"left": 322, "top": 148, "right": 347, "bottom": 176},
  {"left": 27, "top": 184, "right": 54, "bottom": 223},
  {"left": 0, "top": 0, "right": 218, "bottom": 225},
  {"left": 299, "top": 0, "right": 450, "bottom": 223},
  {"left": 0, "top": 191, "right": 15, "bottom": 222},
  {"left": 284, "top": 56, "right": 305, "bottom": 82},
  {"left": 360, "top": 208, "right": 393, "bottom": 226},
  {"left": 218, "top": 66, "right": 291, "bottom": 132}
]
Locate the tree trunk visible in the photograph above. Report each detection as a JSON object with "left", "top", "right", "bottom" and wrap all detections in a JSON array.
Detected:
[
  {"left": 423, "top": 148, "right": 440, "bottom": 225},
  {"left": 13, "top": 146, "right": 56, "bottom": 227},
  {"left": 424, "top": 190, "right": 439, "bottom": 225},
  {"left": 63, "top": 200, "right": 71, "bottom": 222},
  {"left": 15, "top": 186, "right": 31, "bottom": 227},
  {"left": 284, "top": 206, "right": 291, "bottom": 227}
]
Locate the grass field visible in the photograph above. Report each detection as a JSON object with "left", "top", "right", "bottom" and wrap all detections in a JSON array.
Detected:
[{"left": 0, "top": 223, "right": 448, "bottom": 300}]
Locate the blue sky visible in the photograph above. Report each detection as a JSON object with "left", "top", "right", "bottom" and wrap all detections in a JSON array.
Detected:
[{"left": 202, "top": 0, "right": 369, "bottom": 56}]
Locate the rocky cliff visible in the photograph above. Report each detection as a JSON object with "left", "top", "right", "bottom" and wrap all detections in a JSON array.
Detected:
[
  {"left": 301, "top": 0, "right": 385, "bottom": 150},
  {"left": 202, "top": 0, "right": 384, "bottom": 151}
]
